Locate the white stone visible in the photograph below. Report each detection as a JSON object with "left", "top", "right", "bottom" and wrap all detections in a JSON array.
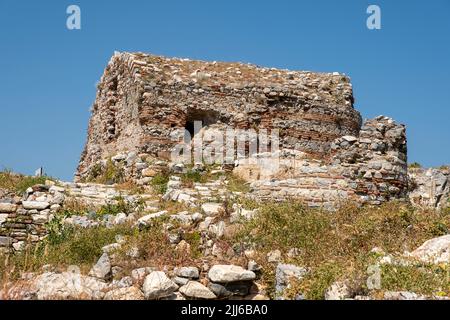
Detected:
[
  {"left": 102, "top": 243, "right": 121, "bottom": 254},
  {"left": 201, "top": 203, "right": 223, "bottom": 216},
  {"left": 34, "top": 272, "right": 107, "bottom": 300},
  {"left": 0, "top": 214, "right": 8, "bottom": 225},
  {"left": 114, "top": 212, "right": 127, "bottom": 224},
  {"left": 104, "top": 286, "right": 144, "bottom": 300},
  {"left": 131, "top": 267, "right": 155, "bottom": 282},
  {"left": 170, "top": 212, "right": 193, "bottom": 225},
  {"left": 32, "top": 214, "right": 48, "bottom": 224},
  {"left": 0, "top": 203, "right": 17, "bottom": 213},
  {"left": 342, "top": 135, "right": 358, "bottom": 142},
  {"left": 179, "top": 281, "right": 216, "bottom": 299},
  {"left": 209, "top": 221, "right": 225, "bottom": 238},
  {"left": 325, "top": 281, "right": 352, "bottom": 300},
  {"left": 174, "top": 267, "right": 199, "bottom": 279},
  {"left": 142, "top": 271, "right": 178, "bottom": 299},
  {"left": 89, "top": 253, "right": 111, "bottom": 280},
  {"left": 49, "top": 186, "right": 65, "bottom": 193},
  {"left": 267, "top": 249, "right": 282, "bottom": 263},
  {"left": 208, "top": 265, "right": 256, "bottom": 283},
  {"left": 22, "top": 201, "right": 50, "bottom": 210},
  {"left": 12, "top": 241, "right": 25, "bottom": 251},
  {"left": 275, "top": 264, "right": 307, "bottom": 299},
  {"left": 191, "top": 212, "right": 203, "bottom": 222},
  {"left": 409, "top": 235, "right": 450, "bottom": 264},
  {"left": 136, "top": 210, "right": 168, "bottom": 227}
]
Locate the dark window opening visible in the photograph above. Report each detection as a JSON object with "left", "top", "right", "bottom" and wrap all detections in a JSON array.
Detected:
[
  {"left": 184, "top": 108, "right": 221, "bottom": 142},
  {"left": 185, "top": 121, "right": 196, "bottom": 139}
]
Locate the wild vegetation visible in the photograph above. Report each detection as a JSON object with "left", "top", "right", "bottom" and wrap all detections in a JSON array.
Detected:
[{"left": 0, "top": 169, "right": 52, "bottom": 195}]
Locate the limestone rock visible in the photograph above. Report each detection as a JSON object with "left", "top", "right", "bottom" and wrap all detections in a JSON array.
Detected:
[
  {"left": 104, "top": 286, "right": 144, "bottom": 300},
  {"left": 409, "top": 235, "right": 450, "bottom": 264},
  {"left": 0, "top": 203, "right": 17, "bottom": 213},
  {"left": 208, "top": 265, "right": 256, "bottom": 283},
  {"left": 22, "top": 201, "right": 50, "bottom": 210},
  {"left": 275, "top": 264, "right": 307, "bottom": 299},
  {"left": 88, "top": 253, "right": 112, "bottom": 280},
  {"left": 131, "top": 267, "right": 155, "bottom": 282},
  {"left": 325, "top": 281, "right": 353, "bottom": 300},
  {"left": 33, "top": 272, "right": 108, "bottom": 300},
  {"left": 179, "top": 281, "right": 217, "bottom": 299},
  {"left": 201, "top": 203, "right": 224, "bottom": 216},
  {"left": 137, "top": 210, "right": 168, "bottom": 228},
  {"left": 142, "top": 271, "right": 178, "bottom": 299}
]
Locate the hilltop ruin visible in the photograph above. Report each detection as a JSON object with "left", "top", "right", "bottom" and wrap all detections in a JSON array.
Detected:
[{"left": 75, "top": 52, "right": 447, "bottom": 209}]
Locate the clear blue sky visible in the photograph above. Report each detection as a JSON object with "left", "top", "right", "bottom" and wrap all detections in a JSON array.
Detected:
[{"left": 1, "top": 0, "right": 449, "bottom": 180}]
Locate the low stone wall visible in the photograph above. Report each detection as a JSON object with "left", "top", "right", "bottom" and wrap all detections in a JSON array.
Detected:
[
  {"left": 0, "top": 182, "right": 144, "bottom": 252},
  {"left": 0, "top": 185, "right": 64, "bottom": 251}
]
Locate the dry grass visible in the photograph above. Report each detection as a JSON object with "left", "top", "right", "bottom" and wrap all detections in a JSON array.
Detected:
[
  {"left": 230, "top": 200, "right": 450, "bottom": 299},
  {"left": 0, "top": 170, "right": 53, "bottom": 195}
]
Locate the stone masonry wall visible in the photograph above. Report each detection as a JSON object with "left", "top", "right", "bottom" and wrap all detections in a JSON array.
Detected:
[
  {"left": 408, "top": 167, "right": 450, "bottom": 208},
  {"left": 234, "top": 116, "right": 408, "bottom": 208},
  {"left": 76, "top": 52, "right": 361, "bottom": 181}
]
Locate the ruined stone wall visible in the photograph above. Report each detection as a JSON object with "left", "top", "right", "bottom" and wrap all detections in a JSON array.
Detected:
[
  {"left": 408, "top": 167, "right": 450, "bottom": 208},
  {"left": 75, "top": 52, "right": 417, "bottom": 207},
  {"left": 76, "top": 52, "right": 361, "bottom": 181},
  {"left": 0, "top": 185, "right": 64, "bottom": 251},
  {"left": 0, "top": 182, "right": 143, "bottom": 252}
]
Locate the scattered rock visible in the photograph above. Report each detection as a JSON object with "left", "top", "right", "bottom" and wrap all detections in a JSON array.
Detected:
[
  {"left": 179, "top": 281, "right": 217, "bottom": 299},
  {"left": 208, "top": 265, "right": 256, "bottom": 283},
  {"left": 131, "top": 267, "right": 155, "bottom": 282},
  {"left": 173, "top": 276, "right": 190, "bottom": 286},
  {"left": 409, "top": 235, "right": 450, "bottom": 264},
  {"left": 88, "top": 253, "right": 111, "bottom": 280},
  {"left": 275, "top": 264, "right": 307, "bottom": 299},
  {"left": 208, "top": 281, "right": 252, "bottom": 297},
  {"left": 104, "top": 286, "right": 144, "bottom": 300},
  {"left": 0, "top": 203, "right": 17, "bottom": 213},
  {"left": 34, "top": 272, "right": 108, "bottom": 300},
  {"left": 22, "top": 201, "right": 50, "bottom": 210},
  {"left": 383, "top": 291, "right": 427, "bottom": 300},
  {"left": 175, "top": 240, "right": 191, "bottom": 255},
  {"left": 325, "top": 281, "right": 353, "bottom": 300},
  {"left": 267, "top": 249, "right": 282, "bottom": 263},
  {"left": 174, "top": 266, "right": 199, "bottom": 279},
  {"left": 137, "top": 210, "right": 168, "bottom": 228},
  {"left": 201, "top": 203, "right": 223, "bottom": 216}
]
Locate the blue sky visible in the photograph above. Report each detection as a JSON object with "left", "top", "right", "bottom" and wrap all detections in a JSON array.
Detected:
[{"left": 0, "top": 0, "right": 449, "bottom": 180}]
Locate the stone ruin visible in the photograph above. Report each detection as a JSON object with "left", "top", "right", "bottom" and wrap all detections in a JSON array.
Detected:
[{"left": 74, "top": 51, "right": 448, "bottom": 209}]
